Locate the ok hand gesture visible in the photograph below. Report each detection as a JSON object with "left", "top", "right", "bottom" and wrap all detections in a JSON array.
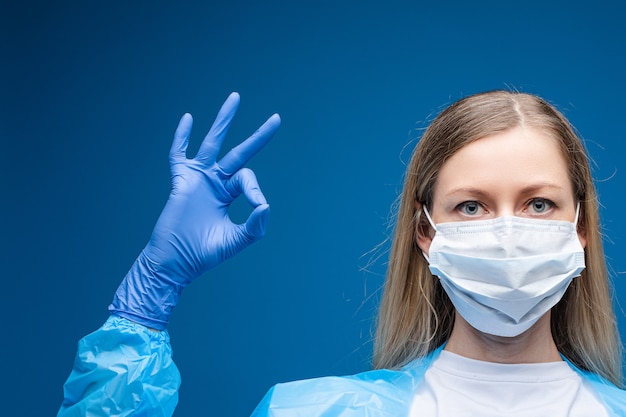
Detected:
[{"left": 110, "top": 93, "right": 280, "bottom": 329}]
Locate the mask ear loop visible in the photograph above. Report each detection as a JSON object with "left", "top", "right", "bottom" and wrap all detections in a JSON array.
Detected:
[
  {"left": 415, "top": 205, "right": 437, "bottom": 264},
  {"left": 574, "top": 202, "right": 581, "bottom": 228},
  {"left": 417, "top": 206, "right": 436, "bottom": 263},
  {"left": 422, "top": 206, "right": 437, "bottom": 230}
]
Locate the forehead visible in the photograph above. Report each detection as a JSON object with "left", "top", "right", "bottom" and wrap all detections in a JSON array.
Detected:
[{"left": 433, "top": 127, "right": 571, "bottom": 200}]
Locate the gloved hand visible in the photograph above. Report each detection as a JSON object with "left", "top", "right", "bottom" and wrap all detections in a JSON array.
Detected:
[{"left": 109, "top": 93, "right": 280, "bottom": 329}]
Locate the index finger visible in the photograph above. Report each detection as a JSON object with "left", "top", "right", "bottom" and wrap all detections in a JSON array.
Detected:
[{"left": 217, "top": 113, "right": 281, "bottom": 176}]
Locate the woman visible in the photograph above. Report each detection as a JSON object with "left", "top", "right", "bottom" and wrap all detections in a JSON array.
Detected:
[{"left": 58, "top": 91, "right": 626, "bottom": 416}]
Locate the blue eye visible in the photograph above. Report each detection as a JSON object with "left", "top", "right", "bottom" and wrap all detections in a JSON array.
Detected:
[
  {"left": 529, "top": 198, "right": 554, "bottom": 213},
  {"left": 457, "top": 201, "right": 482, "bottom": 216}
]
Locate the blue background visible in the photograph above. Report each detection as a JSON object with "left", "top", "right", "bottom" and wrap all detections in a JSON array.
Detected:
[{"left": 3, "top": 1, "right": 626, "bottom": 415}]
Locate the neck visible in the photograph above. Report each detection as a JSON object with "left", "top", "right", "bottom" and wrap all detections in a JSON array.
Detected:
[{"left": 444, "top": 312, "right": 561, "bottom": 363}]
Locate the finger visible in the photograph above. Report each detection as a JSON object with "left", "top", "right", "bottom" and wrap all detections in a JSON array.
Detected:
[
  {"left": 195, "top": 92, "right": 241, "bottom": 163},
  {"left": 224, "top": 168, "right": 267, "bottom": 207},
  {"left": 241, "top": 204, "right": 270, "bottom": 242},
  {"left": 218, "top": 113, "right": 281, "bottom": 176},
  {"left": 170, "top": 113, "right": 193, "bottom": 161}
]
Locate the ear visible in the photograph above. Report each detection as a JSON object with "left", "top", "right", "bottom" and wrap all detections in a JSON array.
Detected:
[{"left": 415, "top": 201, "right": 435, "bottom": 256}]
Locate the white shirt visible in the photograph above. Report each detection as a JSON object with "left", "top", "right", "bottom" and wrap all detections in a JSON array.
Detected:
[{"left": 410, "top": 350, "right": 609, "bottom": 417}]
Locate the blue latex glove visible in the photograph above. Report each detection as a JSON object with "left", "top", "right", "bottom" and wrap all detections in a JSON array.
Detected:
[{"left": 109, "top": 93, "right": 280, "bottom": 330}]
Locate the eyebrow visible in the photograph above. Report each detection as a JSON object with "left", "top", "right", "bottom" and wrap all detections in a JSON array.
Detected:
[{"left": 443, "top": 183, "right": 566, "bottom": 199}]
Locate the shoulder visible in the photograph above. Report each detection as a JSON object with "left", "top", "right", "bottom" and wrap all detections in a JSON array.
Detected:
[
  {"left": 250, "top": 370, "right": 411, "bottom": 417},
  {"left": 250, "top": 349, "right": 441, "bottom": 417},
  {"left": 566, "top": 361, "right": 626, "bottom": 416}
]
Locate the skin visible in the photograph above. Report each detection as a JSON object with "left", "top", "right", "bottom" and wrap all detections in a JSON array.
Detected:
[{"left": 417, "top": 126, "right": 587, "bottom": 364}]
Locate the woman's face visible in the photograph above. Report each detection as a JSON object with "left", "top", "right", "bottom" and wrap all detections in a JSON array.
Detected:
[{"left": 418, "top": 126, "right": 586, "bottom": 255}]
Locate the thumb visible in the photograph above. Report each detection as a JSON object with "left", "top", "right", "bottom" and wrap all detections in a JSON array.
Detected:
[{"left": 241, "top": 203, "right": 270, "bottom": 243}]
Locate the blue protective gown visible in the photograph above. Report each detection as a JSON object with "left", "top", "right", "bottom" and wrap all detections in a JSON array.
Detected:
[{"left": 58, "top": 315, "right": 626, "bottom": 417}]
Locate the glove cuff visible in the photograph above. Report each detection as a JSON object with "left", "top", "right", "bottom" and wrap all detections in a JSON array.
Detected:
[{"left": 108, "top": 251, "right": 185, "bottom": 330}]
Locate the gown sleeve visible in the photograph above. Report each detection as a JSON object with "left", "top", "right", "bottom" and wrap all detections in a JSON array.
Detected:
[{"left": 57, "top": 315, "right": 180, "bottom": 417}]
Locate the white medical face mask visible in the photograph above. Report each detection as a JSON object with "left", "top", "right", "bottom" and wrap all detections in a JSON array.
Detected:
[{"left": 422, "top": 206, "right": 585, "bottom": 337}]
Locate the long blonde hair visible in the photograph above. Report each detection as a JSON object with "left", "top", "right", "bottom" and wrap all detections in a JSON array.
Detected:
[{"left": 373, "top": 90, "right": 623, "bottom": 386}]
